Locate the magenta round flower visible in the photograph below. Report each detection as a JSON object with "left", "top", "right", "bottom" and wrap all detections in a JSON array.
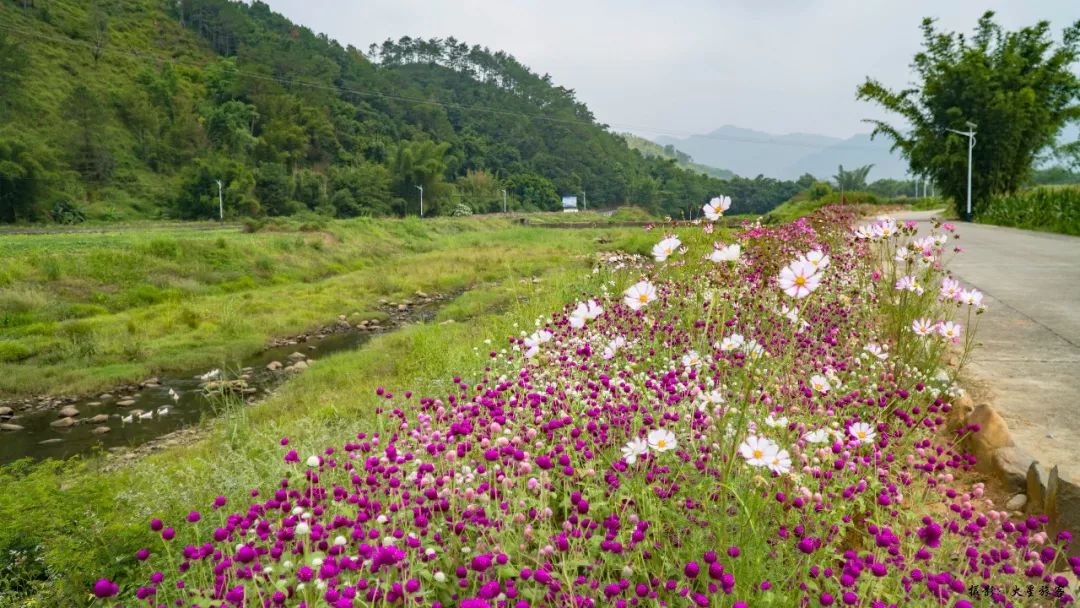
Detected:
[{"left": 92, "top": 578, "right": 119, "bottom": 598}]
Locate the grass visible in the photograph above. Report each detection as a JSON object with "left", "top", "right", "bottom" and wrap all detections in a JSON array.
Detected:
[
  {"left": 0, "top": 244, "right": 620, "bottom": 605},
  {"left": 0, "top": 216, "right": 639, "bottom": 398}
]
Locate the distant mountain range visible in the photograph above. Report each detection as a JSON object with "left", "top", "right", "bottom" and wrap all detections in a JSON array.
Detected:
[
  {"left": 653, "top": 123, "right": 1080, "bottom": 182},
  {"left": 653, "top": 125, "right": 910, "bottom": 181}
]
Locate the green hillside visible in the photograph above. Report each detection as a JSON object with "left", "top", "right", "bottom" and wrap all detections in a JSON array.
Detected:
[
  {"left": 621, "top": 132, "right": 735, "bottom": 179},
  {"left": 0, "top": 0, "right": 738, "bottom": 222}
]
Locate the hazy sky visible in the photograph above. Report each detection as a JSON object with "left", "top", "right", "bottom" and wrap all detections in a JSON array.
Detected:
[{"left": 264, "top": 1, "right": 1079, "bottom": 140}]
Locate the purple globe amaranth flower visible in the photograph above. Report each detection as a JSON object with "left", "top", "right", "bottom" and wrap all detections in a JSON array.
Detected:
[
  {"left": 684, "top": 561, "right": 700, "bottom": 579},
  {"left": 92, "top": 579, "right": 119, "bottom": 598}
]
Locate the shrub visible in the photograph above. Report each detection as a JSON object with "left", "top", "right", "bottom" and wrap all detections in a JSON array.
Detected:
[{"left": 978, "top": 186, "right": 1080, "bottom": 235}]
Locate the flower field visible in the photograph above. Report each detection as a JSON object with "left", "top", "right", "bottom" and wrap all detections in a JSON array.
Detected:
[{"left": 92, "top": 204, "right": 1078, "bottom": 607}]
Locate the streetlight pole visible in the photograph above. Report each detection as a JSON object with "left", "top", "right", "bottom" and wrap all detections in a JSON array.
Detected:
[
  {"left": 215, "top": 180, "right": 224, "bottom": 222},
  {"left": 415, "top": 185, "right": 424, "bottom": 218},
  {"left": 946, "top": 122, "right": 976, "bottom": 220},
  {"left": 501, "top": 189, "right": 507, "bottom": 213}
]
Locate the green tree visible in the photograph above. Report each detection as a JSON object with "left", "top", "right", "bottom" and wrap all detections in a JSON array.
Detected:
[
  {"left": 64, "top": 84, "right": 113, "bottom": 187},
  {"left": 0, "top": 31, "right": 29, "bottom": 116},
  {"left": 506, "top": 173, "right": 558, "bottom": 211},
  {"left": 857, "top": 12, "right": 1080, "bottom": 218},
  {"left": 254, "top": 162, "right": 297, "bottom": 216},
  {"left": 88, "top": 1, "right": 110, "bottom": 64},
  {"left": 328, "top": 161, "right": 393, "bottom": 217},
  {"left": 389, "top": 138, "right": 451, "bottom": 215},
  {"left": 0, "top": 135, "right": 48, "bottom": 223},
  {"left": 833, "top": 164, "right": 874, "bottom": 191}
]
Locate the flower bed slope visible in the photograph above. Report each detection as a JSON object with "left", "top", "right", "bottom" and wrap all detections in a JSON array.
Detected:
[{"left": 94, "top": 205, "right": 1078, "bottom": 607}]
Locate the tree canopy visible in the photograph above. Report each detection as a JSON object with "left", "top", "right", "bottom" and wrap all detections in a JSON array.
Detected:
[{"left": 857, "top": 12, "right": 1080, "bottom": 218}]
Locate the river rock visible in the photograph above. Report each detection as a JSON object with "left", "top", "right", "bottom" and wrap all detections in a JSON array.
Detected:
[
  {"left": 0, "top": 406, "right": 12, "bottom": 418},
  {"left": 86, "top": 401, "right": 102, "bottom": 407},
  {"left": 99, "top": 393, "right": 113, "bottom": 400},
  {"left": 58, "top": 406, "right": 80, "bottom": 418},
  {"left": 117, "top": 398, "right": 136, "bottom": 407},
  {"left": 39, "top": 438, "right": 63, "bottom": 445},
  {"left": 291, "top": 360, "right": 309, "bottom": 371},
  {"left": 88, "top": 414, "right": 110, "bottom": 424},
  {"left": 266, "top": 361, "right": 283, "bottom": 371},
  {"left": 0, "top": 423, "right": 24, "bottom": 431},
  {"left": 1005, "top": 494, "right": 1028, "bottom": 511},
  {"left": 92, "top": 426, "right": 111, "bottom": 435},
  {"left": 50, "top": 417, "right": 76, "bottom": 428},
  {"left": 287, "top": 351, "right": 307, "bottom": 361},
  {"left": 415, "top": 290, "right": 429, "bottom": 299},
  {"left": 397, "top": 304, "right": 408, "bottom": 311}
]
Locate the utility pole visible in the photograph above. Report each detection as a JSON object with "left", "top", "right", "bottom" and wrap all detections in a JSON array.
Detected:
[
  {"left": 946, "top": 122, "right": 976, "bottom": 220},
  {"left": 215, "top": 180, "right": 224, "bottom": 222},
  {"left": 501, "top": 189, "right": 507, "bottom": 213},
  {"left": 415, "top": 185, "right": 424, "bottom": 218},
  {"left": 581, "top": 190, "right": 587, "bottom": 211}
]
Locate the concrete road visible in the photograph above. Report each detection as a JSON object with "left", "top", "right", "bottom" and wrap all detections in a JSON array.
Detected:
[{"left": 896, "top": 210, "right": 1080, "bottom": 484}]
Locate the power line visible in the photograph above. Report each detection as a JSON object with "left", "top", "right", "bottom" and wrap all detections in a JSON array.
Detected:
[{"left": 0, "top": 22, "right": 888, "bottom": 153}]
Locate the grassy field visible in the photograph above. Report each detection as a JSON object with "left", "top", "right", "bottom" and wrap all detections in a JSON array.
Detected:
[
  {"left": 0, "top": 215, "right": 650, "bottom": 399},
  {"left": 0, "top": 220, "right": 649, "bottom": 604}
]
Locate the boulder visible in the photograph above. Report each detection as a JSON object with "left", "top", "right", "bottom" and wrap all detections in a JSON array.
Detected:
[
  {"left": 0, "top": 423, "right": 24, "bottom": 431},
  {"left": 415, "top": 290, "right": 429, "bottom": 299},
  {"left": 50, "top": 417, "right": 76, "bottom": 428},
  {"left": 966, "top": 404, "right": 1014, "bottom": 473},
  {"left": 266, "top": 361, "right": 283, "bottom": 371},
  {"left": 291, "top": 360, "right": 309, "bottom": 370},
  {"left": 88, "top": 414, "right": 110, "bottom": 424},
  {"left": 91, "top": 426, "right": 111, "bottom": 435},
  {"left": 117, "top": 399, "right": 136, "bottom": 407},
  {"left": 991, "top": 446, "right": 1035, "bottom": 494},
  {"left": 1005, "top": 494, "right": 1028, "bottom": 511},
  {"left": 0, "top": 406, "right": 12, "bottom": 418},
  {"left": 287, "top": 351, "right": 307, "bottom": 361},
  {"left": 58, "top": 406, "right": 80, "bottom": 418}
]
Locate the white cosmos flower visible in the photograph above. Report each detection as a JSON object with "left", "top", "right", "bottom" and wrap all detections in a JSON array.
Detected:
[
  {"left": 681, "top": 350, "right": 703, "bottom": 368},
  {"left": 719, "top": 333, "right": 744, "bottom": 351},
  {"left": 739, "top": 435, "right": 779, "bottom": 467},
  {"left": 647, "top": 429, "right": 677, "bottom": 452},
  {"left": 623, "top": 281, "right": 658, "bottom": 310},
  {"left": 708, "top": 244, "right": 741, "bottom": 263},
  {"left": 602, "top": 336, "right": 626, "bottom": 360},
  {"left": 652, "top": 237, "right": 682, "bottom": 262},
  {"left": 911, "top": 318, "right": 935, "bottom": 336},
  {"left": 849, "top": 422, "right": 876, "bottom": 444},
  {"left": 621, "top": 437, "right": 649, "bottom": 465},
  {"left": 809, "top": 374, "right": 831, "bottom": 394},
  {"left": 895, "top": 275, "right": 924, "bottom": 294},
  {"left": 523, "top": 330, "right": 553, "bottom": 358},
  {"left": 778, "top": 260, "right": 821, "bottom": 298},
  {"left": 764, "top": 414, "right": 788, "bottom": 428},
  {"left": 864, "top": 343, "right": 887, "bottom": 360},
  {"left": 940, "top": 278, "right": 962, "bottom": 300},
  {"left": 937, "top": 321, "right": 962, "bottom": 341},
  {"left": 569, "top": 299, "right": 604, "bottom": 328},
  {"left": 768, "top": 449, "right": 792, "bottom": 475},
  {"left": 306, "top": 455, "right": 321, "bottom": 467},
  {"left": 961, "top": 289, "right": 984, "bottom": 308},
  {"left": 780, "top": 303, "right": 800, "bottom": 324},
  {"left": 804, "top": 429, "right": 831, "bottom": 444},
  {"left": 743, "top": 339, "right": 766, "bottom": 359},
  {"left": 799, "top": 249, "right": 830, "bottom": 270},
  {"left": 703, "top": 195, "right": 732, "bottom": 221}
]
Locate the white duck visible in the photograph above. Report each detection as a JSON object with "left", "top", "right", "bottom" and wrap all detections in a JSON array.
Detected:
[{"left": 156, "top": 406, "right": 171, "bottom": 416}]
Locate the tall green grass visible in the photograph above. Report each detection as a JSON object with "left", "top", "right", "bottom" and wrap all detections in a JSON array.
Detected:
[{"left": 977, "top": 186, "right": 1080, "bottom": 235}]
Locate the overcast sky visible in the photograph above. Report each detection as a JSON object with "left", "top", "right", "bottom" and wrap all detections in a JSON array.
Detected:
[{"left": 264, "top": 1, "right": 1079, "bottom": 140}]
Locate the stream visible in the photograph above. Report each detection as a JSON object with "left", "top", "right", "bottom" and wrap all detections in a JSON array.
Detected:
[{"left": 0, "top": 299, "right": 443, "bottom": 465}]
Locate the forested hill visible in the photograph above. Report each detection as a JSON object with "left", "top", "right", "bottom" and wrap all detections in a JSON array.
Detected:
[{"left": 0, "top": 0, "right": 795, "bottom": 223}]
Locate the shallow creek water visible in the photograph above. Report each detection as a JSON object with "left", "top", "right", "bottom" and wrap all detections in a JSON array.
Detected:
[{"left": 0, "top": 302, "right": 441, "bottom": 464}]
